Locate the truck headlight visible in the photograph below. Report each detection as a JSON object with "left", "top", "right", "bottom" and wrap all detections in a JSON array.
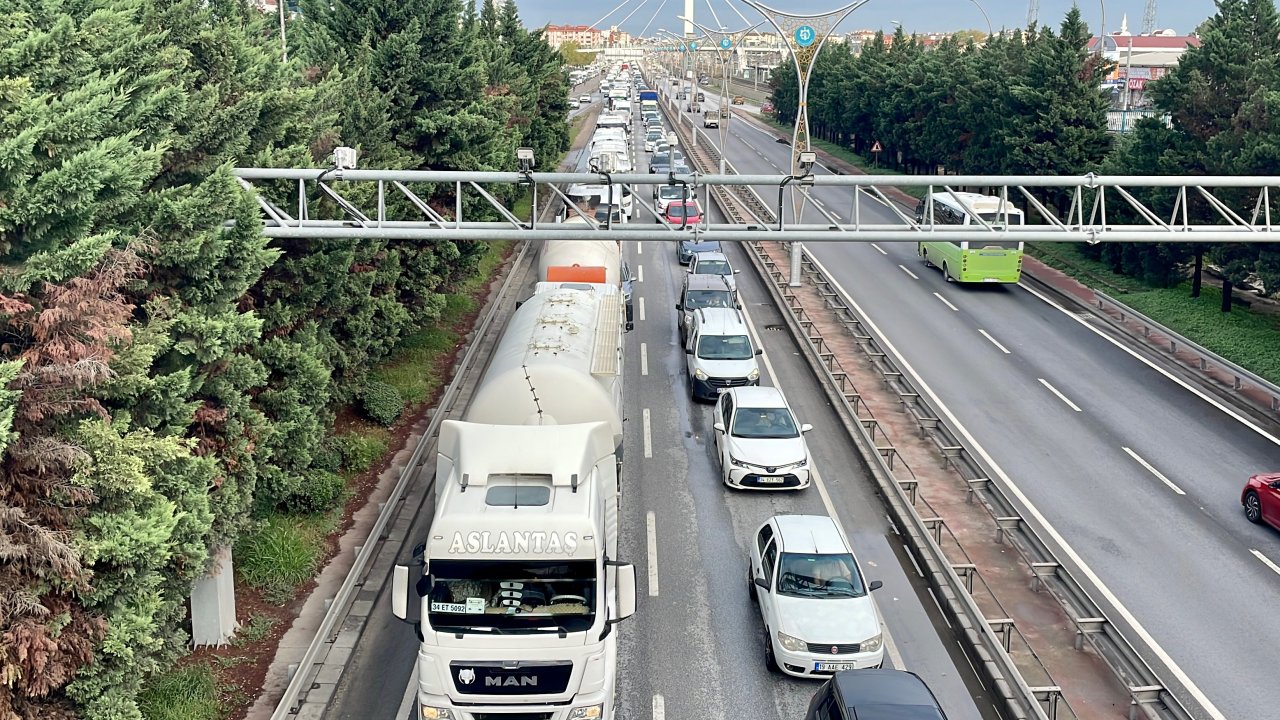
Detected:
[
  {"left": 569, "top": 706, "right": 604, "bottom": 720},
  {"left": 694, "top": 368, "right": 708, "bottom": 380},
  {"left": 776, "top": 631, "right": 806, "bottom": 652},
  {"left": 420, "top": 706, "right": 453, "bottom": 720},
  {"left": 747, "top": 368, "right": 760, "bottom": 381},
  {"left": 861, "top": 633, "right": 883, "bottom": 653}
]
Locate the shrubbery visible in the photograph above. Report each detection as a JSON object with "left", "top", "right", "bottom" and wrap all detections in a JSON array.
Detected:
[{"left": 361, "top": 380, "right": 405, "bottom": 426}]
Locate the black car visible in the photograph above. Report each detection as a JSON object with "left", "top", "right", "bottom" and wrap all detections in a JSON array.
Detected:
[
  {"left": 649, "top": 151, "right": 673, "bottom": 174},
  {"left": 805, "top": 669, "right": 946, "bottom": 720}
]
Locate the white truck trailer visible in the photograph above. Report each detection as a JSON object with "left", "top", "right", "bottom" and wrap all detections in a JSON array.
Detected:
[{"left": 393, "top": 282, "right": 636, "bottom": 720}]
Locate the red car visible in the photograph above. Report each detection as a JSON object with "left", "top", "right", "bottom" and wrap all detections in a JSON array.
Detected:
[
  {"left": 664, "top": 200, "right": 703, "bottom": 228},
  {"left": 1242, "top": 472, "right": 1280, "bottom": 529}
]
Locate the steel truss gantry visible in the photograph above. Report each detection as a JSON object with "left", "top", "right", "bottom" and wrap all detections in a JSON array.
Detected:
[{"left": 231, "top": 168, "right": 1280, "bottom": 244}]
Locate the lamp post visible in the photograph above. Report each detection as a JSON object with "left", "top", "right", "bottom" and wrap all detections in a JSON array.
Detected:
[
  {"left": 969, "top": 0, "right": 994, "bottom": 40},
  {"left": 679, "top": 15, "right": 765, "bottom": 175},
  {"left": 738, "top": 0, "right": 873, "bottom": 286}
]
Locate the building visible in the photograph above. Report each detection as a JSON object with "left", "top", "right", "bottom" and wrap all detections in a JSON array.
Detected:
[
  {"left": 1090, "top": 17, "right": 1201, "bottom": 112},
  {"left": 544, "top": 24, "right": 606, "bottom": 49}
]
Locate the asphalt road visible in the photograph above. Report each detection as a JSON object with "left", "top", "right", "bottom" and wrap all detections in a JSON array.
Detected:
[
  {"left": 689, "top": 90, "right": 1280, "bottom": 720},
  {"left": 324, "top": 90, "right": 1001, "bottom": 720}
]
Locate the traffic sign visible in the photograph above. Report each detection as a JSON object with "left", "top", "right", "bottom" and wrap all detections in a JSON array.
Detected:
[
  {"left": 794, "top": 25, "right": 816, "bottom": 48},
  {"left": 720, "top": 37, "right": 732, "bottom": 50},
  {"left": 689, "top": 41, "right": 699, "bottom": 50},
  {"left": 871, "top": 140, "right": 882, "bottom": 153}
]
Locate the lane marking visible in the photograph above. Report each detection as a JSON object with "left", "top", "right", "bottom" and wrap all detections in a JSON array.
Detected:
[
  {"left": 639, "top": 297, "right": 646, "bottom": 321},
  {"left": 653, "top": 694, "right": 665, "bottom": 720},
  {"left": 978, "top": 329, "right": 1011, "bottom": 354},
  {"left": 814, "top": 198, "right": 825, "bottom": 208},
  {"left": 737, "top": 298, "right": 904, "bottom": 672},
  {"left": 637, "top": 241, "right": 643, "bottom": 254},
  {"left": 647, "top": 512, "right": 660, "bottom": 596},
  {"left": 1039, "top": 378, "right": 1083, "bottom": 412},
  {"left": 898, "top": 264, "right": 918, "bottom": 280},
  {"left": 1021, "top": 283, "right": 1280, "bottom": 449},
  {"left": 871, "top": 243, "right": 887, "bottom": 255},
  {"left": 640, "top": 342, "right": 649, "bottom": 376},
  {"left": 397, "top": 664, "right": 418, "bottom": 720},
  {"left": 643, "top": 408, "right": 652, "bottom": 458},
  {"left": 1122, "top": 447, "right": 1186, "bottom": 495},
  {"left": 638, "top": 264, "right": 644, "bottom": 283},
  {"left": 1250, "top": 549, "right": 1280, "bottom": 577},
  {"left": 933, "top": 292, "right": 959, "bottom": 312},
  {"left": 805, "top": 250, "right": 1228, "bottom": 720}
]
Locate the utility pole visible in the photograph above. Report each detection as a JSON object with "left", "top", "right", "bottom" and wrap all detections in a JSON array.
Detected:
[
  {"left": 1143, "top": 0, "right": 1158, "bottom": 34},
  {"left": 681, "top": 15, "right": 764, "bottom": 175},
  {"left": 738, "top": 0, "right": 873, "bottom": 286},
  {"left": 1026, "top": 0, "right": 1039, "bottom": 28}
]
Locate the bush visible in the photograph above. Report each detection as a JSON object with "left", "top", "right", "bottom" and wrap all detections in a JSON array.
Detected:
[
  {"left": 279, "top": 470, "right": 346, "bottom": 514},
  {"left": 138, "top": 664, "right": 224, "bottom": 720},
  {"left": 361, "top": 380, "right": 403, "bottom": 425},
  {"left": 310, "top": 438, "right": 343, "bottom": 472},
  {"left": 234, "top": 515, "right": 322, "bottom": 605},
  {"left": 332, "top": 432, "right": 390, "bottom": 473}
]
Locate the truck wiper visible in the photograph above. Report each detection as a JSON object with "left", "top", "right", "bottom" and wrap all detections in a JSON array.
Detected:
[{"left": 435, "top": 624, "right": 507, "bottom": 637}]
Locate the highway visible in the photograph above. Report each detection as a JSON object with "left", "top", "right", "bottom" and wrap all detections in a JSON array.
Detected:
[
  {"left": 324, "top": 88, "right": 1000, "bottom": 720},
  {"left": 688, "top": 86, "right": 1280, "bottom": 720}
]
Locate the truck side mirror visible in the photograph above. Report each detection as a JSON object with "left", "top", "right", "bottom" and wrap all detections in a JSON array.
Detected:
[
  {"left": 391, "top": 565, "right": 424, "bottom": 624},
  {"left": 615, "top": 563, "right": 637, "bottom": 622}
]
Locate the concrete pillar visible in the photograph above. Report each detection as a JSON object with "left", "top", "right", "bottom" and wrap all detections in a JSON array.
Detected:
[{"left": 191, "top": 546, "right": 239, "bottom": 647}]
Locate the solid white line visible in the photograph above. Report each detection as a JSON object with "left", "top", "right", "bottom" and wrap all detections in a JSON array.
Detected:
[
  {"left": 805, "top": 251, "right": 1228, "bottom": 720},
  {"left": 640, "top": 342, "right": 649, "bottom": 376},
  {"left": 898, "top": 264, "right": 918, "bottom": 280},
  {"left": 1122, "top": 447, "right": 1186, "bottom": 495},
  {"left": 933, "top": 292, "right": 959, "bottom": 312},
  {"left": 643, "top": 408, "right": 652, "bottom": 458},
  {"left": 639, "top": 297, "right": 646, "bottom": 321},
  {"left": 1021, "top": 283, "right": 1280, "bottom": 449},
  {"left": 653, "top": 694, "right": 665, "bottom": 720},
  {"left": 871, "top": 243, "right": 887, "bottom": 255},
  {"left": 637, "top": 264, "right": 644, "bottom": 283},
  {"left": 977, "top": 329, "right": 1011, "bottom": 354},
  {"left": 647, "top": 512, "right": 660, "bottom": 596},
  {"left": 1250, "top": 549, "right": 1280, "bottom": 577},
  {"left": 1038, "top": 378, "right": 1083, "bottom": 412},
  {"left": 397, "top": 664, "right": 418, "bottom": 720}
]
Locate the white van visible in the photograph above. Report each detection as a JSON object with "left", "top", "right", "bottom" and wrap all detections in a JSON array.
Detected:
[{"left": 684, "top": 307, "right": 761, "bottom": 401}]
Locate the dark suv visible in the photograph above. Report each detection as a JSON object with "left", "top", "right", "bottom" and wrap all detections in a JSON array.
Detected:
[{"left": 805, "top": 669, "right": 946, "bottom": 720}]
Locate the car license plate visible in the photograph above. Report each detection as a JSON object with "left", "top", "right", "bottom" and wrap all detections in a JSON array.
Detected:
[
  {"left": 757, "top": 476, "right": 784, "bottom": 484},
  {"left": 815, "top": 662, "right": 858, "bottom": 672}
]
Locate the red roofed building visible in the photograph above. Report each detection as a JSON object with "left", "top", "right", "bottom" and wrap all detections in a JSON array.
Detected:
[{"left": 544, "top": 24, "right": 606, "bottom": 49}]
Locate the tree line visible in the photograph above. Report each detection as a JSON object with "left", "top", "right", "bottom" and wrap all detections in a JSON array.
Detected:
[
  {"left": 769, "top": 0, "right": 1280, "bottom": 306},
  {"left": 0, "top": 0, "right": 569, "bottom": 718}
]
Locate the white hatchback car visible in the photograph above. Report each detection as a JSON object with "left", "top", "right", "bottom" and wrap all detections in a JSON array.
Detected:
[
  {"left": 749, "top": 515, "right": 886, "bottom": 677},
  {"left": 713, "top": 386, "right": 812, "bottom": 490}
]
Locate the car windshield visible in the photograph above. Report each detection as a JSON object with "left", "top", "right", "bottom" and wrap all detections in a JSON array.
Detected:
[
  {"left": 647, "top": 131, "right": 663, "bottom": 140},
  {"left": 777, "top": 553, "right": 865, "bottom": 599},
  {"left": 696, "top": 334, "right": 753, "bottom": 360},
  {"left": 694, "top": 260, "right": 731, "bottom": 276},
  {"left": 667, "top": 204, "right": 699, "bottom": 218},
  {"left": 652, "top": 152, "right": 670, "bottom": 165},
  {"left": 427, "top": 560, "right": 597, "bottom": 632},
  {"left": 732, "top": 407, "right": 799, "bottom": 439},
  {"left": 685, "top": 290, "right": 733, "bottom": 310},
  {"left": 660, "top": 186, "right": 691, "bottom": 200}
]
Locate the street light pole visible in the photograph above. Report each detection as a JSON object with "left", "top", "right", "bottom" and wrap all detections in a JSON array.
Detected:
[
  {"left": 738, "top": 0, "right": 873, "bottom": 286},
  {"left": 969, "top": 0, "right": 994, "bottom": 40},
  {"left": 278, "top": 0, "right": 288, "bottom": 62},
  {"left": 680, "top": 16, "right": 765, "bottom": 176}
]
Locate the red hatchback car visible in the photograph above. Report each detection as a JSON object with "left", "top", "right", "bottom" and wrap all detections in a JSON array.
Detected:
[
  {"left": 663, "top": 200, "right": 703, "bottom": 228},
  {"left": 1242, "top": 473, "right": 1280, "bottom": 529}
]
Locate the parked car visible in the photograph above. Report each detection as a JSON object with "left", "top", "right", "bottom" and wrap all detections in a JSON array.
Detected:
[
  {"left": 748, "top": 514, "right": 887, "bottom": 676},
  {"left": 716, "top": 390, "right": 811, "bottom": 490},
  {"left": 804, "top": 670, "right": 946, "bottom": 720},
  {"left": 662, "top": 200, "right": 703, "bottom": 228},
  {"left": 732, "top": 95, "right": 746, "bottom": 105},
  {"left": 761, "top": 101, "right": 775, "bottom": 113},
  {"left": 1243, "top": 472, "right": 1280, "bottom": 529}
]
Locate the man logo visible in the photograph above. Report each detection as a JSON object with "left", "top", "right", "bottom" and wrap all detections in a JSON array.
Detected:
[
  {"left": 458, "top": 668, "right": 476, "bottom": 685},
  {"left": 486, "top": 676, "right": 538, "bottom": 687}
]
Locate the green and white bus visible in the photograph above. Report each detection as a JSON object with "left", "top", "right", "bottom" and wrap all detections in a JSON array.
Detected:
[{"left": 915, "top": 192, "right": 1024, "bottom": 283}]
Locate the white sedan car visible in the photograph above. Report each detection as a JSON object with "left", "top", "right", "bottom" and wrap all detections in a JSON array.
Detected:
[
  {"left": 712, "top": 386, "right": 812, "bottom": 490},
  {"left": 749, "top": 514, "right": 886, "bottom": 677},
  {"left": 579, "top": 94, "right": 591, "bottom": 104}
]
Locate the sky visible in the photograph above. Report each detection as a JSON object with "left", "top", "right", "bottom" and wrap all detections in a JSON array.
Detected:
[{"left": 509, "top": 0, "right": 1220, "bottom": 37}]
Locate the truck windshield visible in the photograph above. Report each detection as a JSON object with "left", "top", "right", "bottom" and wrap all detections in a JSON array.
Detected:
[
  {"left": 427, "top": 560, "right": 596, "bottom": 633},
  {"left": 697, "top": 334, "right": 753, "bottom": 360}
]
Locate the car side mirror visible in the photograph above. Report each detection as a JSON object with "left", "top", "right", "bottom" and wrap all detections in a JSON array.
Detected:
[
  {"left": 713, "top": 421, "right": 725, "bottom": 433},
  {"left": 869, "top": 580, "right": 883, "bottom": 592},
  {"left": 734, "top": 269, "right": 742, "bottom": 274},
  {"left": 675, "top": 303, "right": 683, "bottom": 311},
  {"left": 1271, "top": 480, "right": 1280, "bottom": 490},
  {"left": 753, "top": 577, "right": 770, "bottom": 590},
  {"left": 754, "top": 349, "right": 763, "bottom": 356},
  {"left": 684, "top": 348, "right": 693, "bottom": 355},
  {"left": 800, "top": 424, "right": 813, "bottom": 433}
]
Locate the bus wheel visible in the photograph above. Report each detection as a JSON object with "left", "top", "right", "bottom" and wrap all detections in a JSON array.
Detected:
[{"left": 942, "top": 263, "right": 954, "bottom": 283}]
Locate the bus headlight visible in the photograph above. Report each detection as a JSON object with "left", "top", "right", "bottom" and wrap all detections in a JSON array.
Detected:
[
  {"left": 569, "top": 705, "right": 603, "bottom": 720},
  {"left": 420, "top": 706, "right": 453, "bottom": 719}
]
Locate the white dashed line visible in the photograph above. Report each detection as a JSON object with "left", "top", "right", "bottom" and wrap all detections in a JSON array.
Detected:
[
  {"left": 1122, "top": 447, "right": 1185, "bottom": 495},
  {"left": 1038, "top": 378, "right": 1082, "bottom": 412},
  {"left": 1251, "top": 549, "right": 1280, "bottom": 577},
  {"left": 637, "top": 241, "right": 643, "bottom": 254},
  {"left": 977, "top": 329, "right": 1011, "bottom": 354},
  {"left": 643, "top": 408, "right": 652, "bottom": 458},
  {"left": 653, "top": 694, "right": 665, "bottom": 720},
  {"left": 871, "top": 243, "right": 887, "bottom": 255},
  {"left": 647, "top": 512, "right": 660, "bottom": 596},
  {"left": 898, "top": 265, "right": 918, "bottom": 280},
  {"left": 640, "top": 342, "right": 649, "bottom": 376},
  {"left": 639, "top": 297, "right": 646, "bottom": 321},
  {"left": 638, "top": 264, "right": 644, "bottom": 283},
  {"left": 932, "top": 292, "right": 959, "bottom": 312}
]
